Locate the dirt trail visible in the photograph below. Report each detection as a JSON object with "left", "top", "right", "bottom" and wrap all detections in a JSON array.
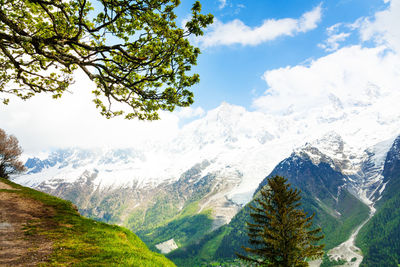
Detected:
[
  {"left": 0, "top": 182, "right": 15, "bottom": 190},
  {"left": 0, "top": 181, "right": 53, "bottom": 266}
]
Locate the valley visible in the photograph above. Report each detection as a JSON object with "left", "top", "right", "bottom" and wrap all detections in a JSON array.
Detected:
[
  {"left": 12, "top": 103, "right": 400, "bottom": 266},
  {"left": 327, "top": 205, "right": 375, "bottom": 266},
  {"left": 2, "top": 0, "right": 400, "bottom": 266}
]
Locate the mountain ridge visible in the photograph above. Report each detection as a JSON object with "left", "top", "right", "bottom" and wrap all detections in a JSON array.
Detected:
[
  {"left": 15, "top": 100, "right": 400, "bottom": 208},
  {"left": 12, "top": 101, "right": 400, "bottom": 264}
]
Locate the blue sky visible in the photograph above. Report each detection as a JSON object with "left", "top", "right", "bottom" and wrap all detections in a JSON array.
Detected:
[
  {"left": 1, "top": 0, "right": 399, "bottom": 153},
  {"left": 176, "top": 0, "right": 387, "bottom": 111}
]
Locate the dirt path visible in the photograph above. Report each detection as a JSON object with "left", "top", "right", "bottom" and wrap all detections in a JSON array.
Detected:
[
  {"left": 0, "top": 181, "right": 53, "bottom": 266},
  {"left": 0, "top": 182, "right": 15, "bottom": 190}
]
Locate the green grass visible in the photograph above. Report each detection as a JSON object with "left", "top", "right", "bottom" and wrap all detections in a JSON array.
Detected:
[
  {"left": 198, "top": 226, "right": 230, "bottom": 259},
  {"left": 314, "top": 189, "right": 370, "bottom": 250},
  {"left": 138, "top": 205, "right": 214, "bottom": 250},
  {"left": 175, "top": 201, "right": 201, "bottom": 220},
  {"left": 0, "top": 178, "right": 175, "bottom": 266},
  {"left": 125, "top": 194, "right": 183, "bottom": 232}
]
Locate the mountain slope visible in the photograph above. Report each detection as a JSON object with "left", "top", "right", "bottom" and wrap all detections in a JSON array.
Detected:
[
  {"left": 22, "top": 159, "right": 240, "bottom": 252},
  {"left": 168, "top": 151, "right": 370, "bottom": 266},
  {"left": 0, "top": 177, "right": 175, "bottom": 266},
  {"left": 16, "top": 96, "right": 400, "bottom": 207},
  {"left": 12, "top": 102, "right": 400, "bottom": 257},
  {"left": 356, "top": 136, "right": 400, "bottom": 266}
]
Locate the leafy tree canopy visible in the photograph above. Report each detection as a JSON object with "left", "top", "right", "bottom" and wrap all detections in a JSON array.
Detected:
[
  {"left": 237, "top": 175, "right": 324, "bottom": 266},
  {"left": 0, "top": 128, "right": 26, "bottom": 179},
  {"left": 0, "top": 0, "right": 213, "bottom": 120}
]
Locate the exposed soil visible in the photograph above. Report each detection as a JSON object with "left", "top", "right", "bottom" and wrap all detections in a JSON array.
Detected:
[
  {"left": 0, "top": 181, "right": 54, "bottom": 266},
  {"left": 0, "top": 182, "right": 15, "bottom": 190}
]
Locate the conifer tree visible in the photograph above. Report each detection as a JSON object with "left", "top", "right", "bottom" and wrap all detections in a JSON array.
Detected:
[{"left": 237, "top": 175, "right": 324, "bottom": 266}]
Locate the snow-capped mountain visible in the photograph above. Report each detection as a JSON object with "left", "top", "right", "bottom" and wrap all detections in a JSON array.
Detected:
[
  {"left": 13, "top": 82, "right": 400, "bottom": 248},
  {"left": 16, "top": 93, "right": 400, "bottom": 202},
  {"left": 293, "top": 132, "right": 396, "bottom": 205},
  {"left": 166, "top": 132, "right": 400, "bottom": 264}
]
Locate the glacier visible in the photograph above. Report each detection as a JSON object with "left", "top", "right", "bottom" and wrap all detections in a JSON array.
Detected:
[{"left": 14, "top": 84, "right": 400, "bottom": 209}]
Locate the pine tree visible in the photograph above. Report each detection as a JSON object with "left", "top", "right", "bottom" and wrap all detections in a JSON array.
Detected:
[{"left": 237, "top": 175, "right": 324, "bottom": 266}]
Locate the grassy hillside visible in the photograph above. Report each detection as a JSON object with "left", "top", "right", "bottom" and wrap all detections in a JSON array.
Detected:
[
  {"left": 36, "top": 160, "right": 218, "bottom": 252},
  {"left": 0, "top": 177, "right": 175, "bottom": 266}
]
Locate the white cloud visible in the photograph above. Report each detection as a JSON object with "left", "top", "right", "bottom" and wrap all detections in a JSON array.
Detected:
[
  {"left": 297, "top": 4, "right": 323, "bottom": 32},
  {"left": 176, "top": 107, "right": 205, "bottom": 119},
  {"left": 319, "top": 32, "right": 350, "bottom": 51},
  {"left": 319, "top": 0, "right": 400, "bottom": 53},
  {"left": 326, "top": 23, "right": 342, "bottom": 34},
  {"left": 317, "top": 0, "right": 400, "bottom": 54},
  {"left": 360, "top": 0, "right": 400, "bottom": 52},
  {"left": 0, "top": 70, "right": 183, "bottom": 154},
  {"left": 253, "top": 45, "right": 400, "bottom": 115},
  {"left": 218, "top": 0, "right": 227, "bottom": 9},
  {"left": 254, "top": 0, "right": 400, "bottom": 116},
  {"left": 318, "top": 23, "right": 351, "bottom": 51},
  {"left": 199, "top": 4, "right": 322, "bottom": 47}
]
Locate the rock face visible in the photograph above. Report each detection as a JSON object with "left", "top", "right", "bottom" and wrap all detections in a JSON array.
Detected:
[
  {"left": 382, "top": 136, "right": 400, "bottom": 184},
  {"left": 155, "top": 239, "right": 178, "bottom": 254}
]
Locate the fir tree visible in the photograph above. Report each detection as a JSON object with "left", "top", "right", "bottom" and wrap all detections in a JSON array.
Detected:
[{"left": 237, "top": 175, "right": 324, "bottom": 266}]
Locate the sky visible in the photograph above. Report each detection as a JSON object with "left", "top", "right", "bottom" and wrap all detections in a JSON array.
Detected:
[{"left": 1, "top": 0, "right": 399, "bottom": 155}]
